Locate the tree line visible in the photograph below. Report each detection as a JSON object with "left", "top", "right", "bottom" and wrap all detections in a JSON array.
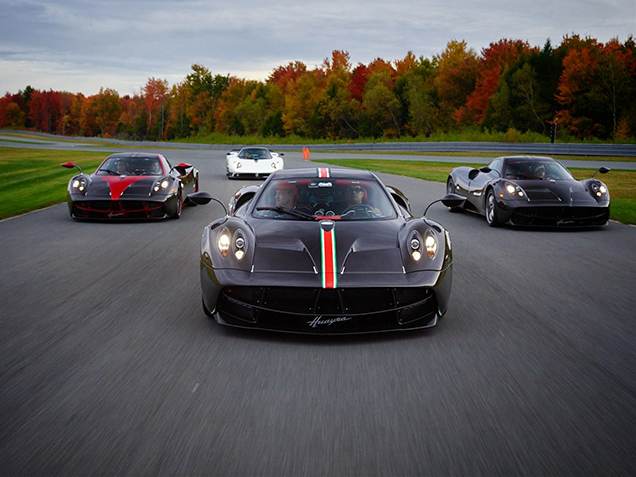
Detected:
[{"left": 1, "top": 35, "right": 635, "bottom": 142}]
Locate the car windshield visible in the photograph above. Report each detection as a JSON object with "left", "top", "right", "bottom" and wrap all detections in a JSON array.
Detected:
[
  {"left": 239, "top": 148, "right": 272, "bottom": 160},
  {"left": 503, "top": 160, "right": 574, "bottom": 181},
  {"left": 97, "top": 156, "right": 164, "bottom": 176},
  {"left": 253, "top": 178, "right": 398, "bottom": 220}
]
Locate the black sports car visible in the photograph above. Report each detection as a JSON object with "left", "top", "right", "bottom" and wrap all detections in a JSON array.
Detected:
[
  {"left": 193, "top": 167, "right": 464, "bottom": 334},
  {"left": 447, "top": 155, "right": 610, "bottom": 227},
  {"left": 62, "top": 152, "right": 199, "bottom": 219}
]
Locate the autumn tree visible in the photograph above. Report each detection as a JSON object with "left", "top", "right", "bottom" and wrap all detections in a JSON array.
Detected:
[
  {"left": 142, "top": 78, "right": 169, "bottom": 139},
  {"left": 165, "top": 83, "right": 189, "bottom": 140},
  {"left": 311, "top": 50, "right": 359, "bottom": 139},
  {"left": 395, "top": 56, "right": 439, "bottom": 136},
  {"left": 214, "top": 78, "right": 258, "bottom": 135},
  {"left": 360, "top": 70, "right": 402, "bottom": 137},
  {"left": 79, "top": 96, "right": 99, "bottom": 136},
  {"left": 433, "top": 40, "right": 480, "bottom": 127},
  {"left": 232, "top": 81, "right": 268, "bottom": 135},
  {"left": 282, "top": 70, "right": 324, "bottom": 137},
  {"left": 466, "top": 39, "right": 532, "bottom": 124},
  {"left": 257, "top": 81, "right": 285, "bottom": 136},
  {"left": 555, "top": 40, "right": 601, "bottom": 137},
  {"left": 185, "top": 64, "right": 230, "bottom": 134},
  {"left": 591, "top": 38, "right": 636, "bottom": 137},
  {"left": 0, "top": 93, "right": 27, "bottom": 128},
  {"left": 269, "top": 61, "right": 307, "bottom": 91},
  {"left": 92, "top": 87, "right": 121, "bottom": 137}
]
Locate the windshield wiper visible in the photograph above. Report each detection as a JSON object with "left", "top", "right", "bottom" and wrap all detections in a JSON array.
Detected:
[
  {"left": 99, "top": 169, "right": 122, "bottom": 175},
  {"left": 256, "top": 206, "right": 317, "bottom": 221}
]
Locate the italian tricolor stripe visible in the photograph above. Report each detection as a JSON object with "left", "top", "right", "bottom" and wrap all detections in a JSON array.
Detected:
[
  {"left": 318, "top": 167, "right": 330, "bottom": 178},
  {"left": 320, "top": 226, "right": 337, "bottom": 289}
]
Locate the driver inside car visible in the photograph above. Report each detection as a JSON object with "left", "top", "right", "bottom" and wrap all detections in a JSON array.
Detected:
[
  {"left": 115, "top": 159, "right": 128, "bottom": 175},
  {"left": 274, "top": 183, "right": 297, "bottom": 209},
  {"left": 342, "top": 185, "right": 381, "bottom": 215}
]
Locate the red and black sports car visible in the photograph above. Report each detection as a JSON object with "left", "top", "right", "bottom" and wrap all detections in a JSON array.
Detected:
[
  {"left": 62, "top": 152, "right": 200, "bottom": 219},
  {"left": 193, "top": 167, "right": 464, "bottom": 334},
  {"left": 446, "top": 155, "right": 610, "bottom": 227}
]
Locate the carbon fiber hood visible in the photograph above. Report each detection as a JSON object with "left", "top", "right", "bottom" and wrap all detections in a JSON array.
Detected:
[
  {"left": 251, "top": 219, "right": 404, "bottom": 273},
  {"left": 83, "top": 176, "right": 158, "bottom": 199},
  {"left": 518, "top": 179, "right": 597, "bottom": 205}
]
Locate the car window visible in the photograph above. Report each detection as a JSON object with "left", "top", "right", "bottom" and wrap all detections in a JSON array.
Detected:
[
  {"left": 97, "top": 157, "right": 130, "bottom": 175},
  {"left": 239, "top": 148, "right": 272, "bottom": 160},
  {"left": 252, "top": 179, "right": 398, "bottom": 220},
  {"left": 504, "top": 160, "right": 574, "bottom": 180},
  {"left": 97, "top": 157, "right": 164, "bottom": 176}
]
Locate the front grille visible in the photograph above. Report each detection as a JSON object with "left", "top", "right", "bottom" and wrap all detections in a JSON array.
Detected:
[
  {"left": 511, "top": 206, "right": 609, "bottom": 227},
  {"left": 216, "top": 286, "right": 439, "bottom": 333},
  {"left": 73, "top": 200, "right": 166, "bottom": 219}
]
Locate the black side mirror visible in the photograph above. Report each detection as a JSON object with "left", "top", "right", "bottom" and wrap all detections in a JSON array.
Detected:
[
  {"left": 423, "top": 194, "right": 466, "bottom": 216},
  {"left": 187, "top": 191, "right": 213, "bottom": 205},
  {"left": 592, "top": 166, "right": 610, "bottom": 178}
]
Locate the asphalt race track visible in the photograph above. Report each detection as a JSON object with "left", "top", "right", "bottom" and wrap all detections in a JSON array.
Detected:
[{"left": 1, "top": 146, "right": 635, "bottom": 476}]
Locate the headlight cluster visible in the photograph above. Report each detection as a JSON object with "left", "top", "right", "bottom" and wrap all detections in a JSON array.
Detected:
[
  {"left": 501, "top": 181, "right": 526, "bottom": 199},
  {"left": 590, "top": 181, "right": 608, "bottom": 198},
  {"left": 71, "top": 177, "right": 89, "bottom": 193},
  {"left": 153, "top": 178, "right": 171, "bottom": 193},
  {"left": 409, "top": 230, "right": 438, "bottom": 262},
  {"left": 233, "top": 162, "right": 242, "bottom": 169},
  {"left": 271, "top": 161, "right": 280, "bottom": 169},
  {"left": 217, "top": 227, "right": 247, "bottom": 261}
]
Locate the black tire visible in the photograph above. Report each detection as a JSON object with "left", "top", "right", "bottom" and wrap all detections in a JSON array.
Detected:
[
  {"left": 170, "top": 187, "right": 182, "bottom": 219},
  {"left": 485, "top": 189, "right": 501, "bottom": 227},
  {"left": 446, "top": 179, "right": 462, "bottom": 212}
]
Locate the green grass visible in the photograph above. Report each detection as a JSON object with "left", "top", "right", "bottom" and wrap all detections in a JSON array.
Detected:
[
  {"left": 318, "top": 158, "right": 636, "bottom": 225},
  {"left": 0, "top": 149, "right": 105, "bottom": 219}
]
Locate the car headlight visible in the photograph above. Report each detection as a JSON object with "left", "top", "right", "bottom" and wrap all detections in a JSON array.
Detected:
[
  {"left": 271, "top": 161, "right": 280, "bottom": 169},
  {"left": 153, "top": 178, "right": 170, "bottom": 193},
  {"left": 590, "top": 181, "right": 608, "bottom": 198},
  {"left": 410, "top": 234, "right": 422, "bottom": 262},
  {"left": 502, "top": 181, "right": 526, "bottom": 199},
  {"left": 424, "top": 230, "right": 438, "bottom": 259},
  {"left": 71, "top": 177, "right": 89, "bottom": 193},
  {"left": 233, "top": 162, "right": 242, "bottom": 169},
  {"left": 409, "top": 230, "right": 437, "bottom": 261},
  {"left": 233, "top": 230, "right": 247, "bottom": 260},
  {"left": 217, "top": 228, "right": 248, "bottom": 260},
  {"left": 217, "top": 227, "right": 231, "bottom": 257}
]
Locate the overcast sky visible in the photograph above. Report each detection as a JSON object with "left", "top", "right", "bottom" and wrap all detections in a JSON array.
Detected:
[{"left": 1, "top": 0, "right": 634, "bottom": 97}]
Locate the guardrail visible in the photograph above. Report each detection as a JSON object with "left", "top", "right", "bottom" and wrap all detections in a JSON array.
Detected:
[
  {"left": 269, "top": 142, "right": 636, "bottom": 156},
  {"left": 2, "top": 130, "right": 635, "bottom": 156}
]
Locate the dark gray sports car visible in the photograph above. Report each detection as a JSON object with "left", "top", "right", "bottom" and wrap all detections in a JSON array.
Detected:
[
  {"left": 62, "top": 152, "right": 199, "bottom": 219},
  {"left": 447, "top": 155, "right": 610, "bottom": 227},
  {"left": 195, "top": 167, "right": 464, "bottom": 334}
]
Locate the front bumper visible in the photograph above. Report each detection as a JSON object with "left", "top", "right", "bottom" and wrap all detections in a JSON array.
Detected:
[
  {"left": 201, "top": 263, "right": 452, "bottom": 334},
  {"left": 495, "top": 199, "right": 610, "bottom": 227},
  {"left": 68, "top": 194, "right": 179, "bottom": 219}
]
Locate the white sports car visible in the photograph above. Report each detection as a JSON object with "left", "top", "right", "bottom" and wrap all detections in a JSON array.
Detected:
[{"left": 226, "top": 146, "right": 284, "bottom": 179}]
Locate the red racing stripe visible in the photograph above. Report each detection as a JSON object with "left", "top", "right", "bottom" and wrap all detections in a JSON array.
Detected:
[
  {"left": 317, "top": 167, "right": 330, "bottom": 178},
  {"left": 321, "top": 226, "right": 337, "bottom": 289},
  {"left": 101, "top": 176, "right": 147, "bottom": 200}
]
